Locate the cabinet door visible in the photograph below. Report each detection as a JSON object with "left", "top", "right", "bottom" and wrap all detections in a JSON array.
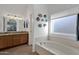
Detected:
[
  {"left": 6, "top": 35, "right": 13, "bottom": 47},
  {"left": 3, "top": 36, "right": 8, "bottom": 48},
  {"left": 13, "top": 35, "right": 21, "bottom": 46},
  {"left": 0, "top": 36, "right": 5, "bottom": 49},
  {"left": 20, "top": 34, "right": 27, "bottom": 44},
  {"left": 2, "top": 35, "right": 13, "bottom": 48}
]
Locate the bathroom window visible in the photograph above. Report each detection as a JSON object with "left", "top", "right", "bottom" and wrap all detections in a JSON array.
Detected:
[{"left": 50, "top": 15, "right": 77, "bottom": 34}]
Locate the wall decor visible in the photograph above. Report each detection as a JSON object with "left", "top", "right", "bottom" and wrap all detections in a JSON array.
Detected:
[
  {"left": 38, "top": 14, "right": 42, "bottom": 17},
  {"left": 45, "top": 19, "right": 48, "bottom": 22},
  {"left": 38, "top": 24, "right": 42, "bottom": 28},
  {"left": 43, "top": 24, "right": 46, "bottom": 27},
  {"left": 36, "top": 17, "right": 40, "bottom": 21},
  {"left": 36, "top": 13, "right": 48, "bottom": 28},
  {"left": 41, "top": 19, "right": 44, "bottom": 21},
  {"left": 44, "top": 14, "right": 47, "bottom": 18}
]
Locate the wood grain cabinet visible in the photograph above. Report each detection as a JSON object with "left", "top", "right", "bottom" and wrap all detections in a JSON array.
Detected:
[
  {"left": 0, "top": 32, "right": 28, "bottom": 49},
  {"left": 0, "top": 36, "right": 5, "bottom": 49},
  {"left": 13, "top": 35, "right": 20, "bottom": 46},
  {"left": 20, "top": 34, "right": 28, "bottom": 44}
]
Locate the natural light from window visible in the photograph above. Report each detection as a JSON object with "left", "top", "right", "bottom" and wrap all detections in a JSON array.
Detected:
[{"left": 50, "top": 15, "right": 77, "bottom": 35}]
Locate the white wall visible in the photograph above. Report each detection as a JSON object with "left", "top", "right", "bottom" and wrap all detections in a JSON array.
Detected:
[
  {"left": 33, "top": 4, "right": 48, "bottom": 39},
  {"left": 25, "top": 5, "right": 33, "bottom": 45},
  {"left": 0, "top": 4, "right": 28, "bottom": 32},
  {"left": 32, "top": 5, "right": 49, "bottom": 52}
]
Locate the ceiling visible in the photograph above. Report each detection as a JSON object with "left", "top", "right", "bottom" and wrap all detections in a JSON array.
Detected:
[
  {"left": 0, "top": 4, "right": 79, "bottom": 17},
  {"left": 27, "top": 4, "right": 79, "bottom": 15},
  {"left": 45, "top": 4, "right": 79, "bottom": 15}
]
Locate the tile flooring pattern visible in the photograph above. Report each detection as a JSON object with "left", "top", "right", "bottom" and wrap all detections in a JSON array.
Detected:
[{"left": 0, "top": 44, "right": 38, "bottom": 55}]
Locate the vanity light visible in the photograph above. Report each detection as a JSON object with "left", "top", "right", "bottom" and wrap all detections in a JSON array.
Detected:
[
  {"left": 7, "top": 16, "right": 14, "bottom": 19},
  {"left": 5, "top": 14, "right": 23, "bottom": 20}
]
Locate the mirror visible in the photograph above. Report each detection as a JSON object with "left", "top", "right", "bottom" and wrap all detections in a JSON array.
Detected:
[
  {"left": 7, "top": 19, "right": 17, "bottom": 31},
  {"left": 0, "top": 15, "right": 28, "bottom": 33}
]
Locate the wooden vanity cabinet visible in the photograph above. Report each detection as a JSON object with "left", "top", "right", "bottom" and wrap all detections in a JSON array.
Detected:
[
  {"left": 0, "top": 36, "right": 5, "bottom": 49},
  {"left": 13, "top": 34, "right": 21, "bottom": 46},
  {"left": 20, "top": 34, "right": 28, "bottom": 44},
  {"left": 0, "top": 32, "right": 28, "bottom": 49}
]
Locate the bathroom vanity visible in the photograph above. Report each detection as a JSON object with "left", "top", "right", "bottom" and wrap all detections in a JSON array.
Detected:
[{"left": 0, "top": 31, "right": 28, "bottom": 49}]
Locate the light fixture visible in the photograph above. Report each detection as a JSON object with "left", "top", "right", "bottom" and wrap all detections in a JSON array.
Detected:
[{"left": 4, "top": 14, "right": 23, "bottom": 20}]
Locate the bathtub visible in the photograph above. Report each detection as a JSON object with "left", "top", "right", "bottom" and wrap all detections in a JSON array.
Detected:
[{"left": 35, "top": 40, "right": 79, "bottom": 55}]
